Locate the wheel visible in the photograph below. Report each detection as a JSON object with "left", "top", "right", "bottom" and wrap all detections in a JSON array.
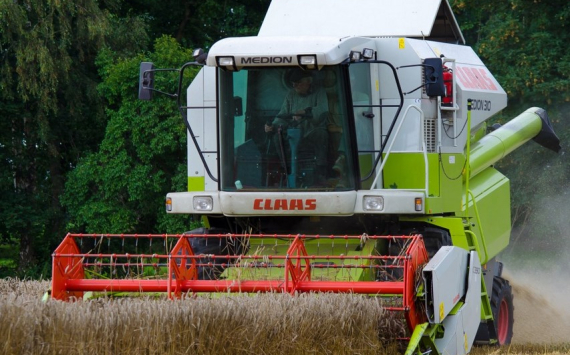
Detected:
[{"left": 491, "top": 277, "right": 514, "bottom": 345}]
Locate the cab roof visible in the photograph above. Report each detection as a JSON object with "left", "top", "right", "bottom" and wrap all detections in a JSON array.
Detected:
[{"left": 258, "top": 0, "right": 465, "bottom": 45}]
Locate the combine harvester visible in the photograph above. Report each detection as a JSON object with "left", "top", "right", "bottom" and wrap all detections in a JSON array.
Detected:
[{"left": 51, "top": 0, "right": 560, "bottom": 353}]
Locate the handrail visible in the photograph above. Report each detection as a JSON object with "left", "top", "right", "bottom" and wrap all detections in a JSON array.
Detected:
[
  {"left": 461, "top": 100, "right": 489, "bottom": 264},
  {"left": 350, "top": 60, "right": 405, "bottom": 183},
  {"left": 464, "top": 190, "right": 489, "bottom": 264},
  {"left": 178, "top": 63, "right": 218, "bottom": 182},
  {"left": 370, "top": 105, "right": 429, "bottom": 196}
]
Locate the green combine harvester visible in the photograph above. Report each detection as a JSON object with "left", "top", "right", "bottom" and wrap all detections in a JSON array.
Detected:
[{"left": 51, "top": 0, "right": 560, "bottom": 353}]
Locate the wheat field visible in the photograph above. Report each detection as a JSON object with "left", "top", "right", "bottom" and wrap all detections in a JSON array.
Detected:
[{"left": 0, "top": 279, "right": 568, "bottom": 355}]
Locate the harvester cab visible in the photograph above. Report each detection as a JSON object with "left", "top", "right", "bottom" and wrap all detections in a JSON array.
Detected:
[{"left": 52, "top": 0, "right": 560, "bottom": 354}]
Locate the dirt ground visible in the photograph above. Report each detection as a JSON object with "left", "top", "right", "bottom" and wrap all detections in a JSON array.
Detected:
[{"left": 507, "top": 267, "right": 570, "bottom": 344}]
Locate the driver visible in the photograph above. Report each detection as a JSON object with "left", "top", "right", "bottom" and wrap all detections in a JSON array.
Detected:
[{"left": 265, "top": 68, "right": 329, "bottom": 182}]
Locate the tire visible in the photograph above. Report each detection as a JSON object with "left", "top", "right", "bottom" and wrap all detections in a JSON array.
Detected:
[{"left": 491, "top": 277, "right": 514, "bottom": 345}]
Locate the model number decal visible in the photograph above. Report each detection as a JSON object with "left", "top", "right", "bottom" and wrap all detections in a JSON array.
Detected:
[
  {"left": 469, "top": 99, "right": 492, "bottom": 111},
  {"left": 253, "top": 198, "right": 317, "bottom": 211}
]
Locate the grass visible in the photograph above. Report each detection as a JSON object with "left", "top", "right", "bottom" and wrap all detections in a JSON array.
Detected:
[{"left": 0, "top": 279, "right": 568, "bottom": 355}]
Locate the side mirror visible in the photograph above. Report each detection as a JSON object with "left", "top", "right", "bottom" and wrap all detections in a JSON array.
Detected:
[
  {"left": 423, "top": 58, "right": 445, "bottom": 97},
  {"left": 193, "top": 48, "right": 208, "bottom": 65},
  {"left": 138, "top": 62, "right": 155, "bottom": 100}
]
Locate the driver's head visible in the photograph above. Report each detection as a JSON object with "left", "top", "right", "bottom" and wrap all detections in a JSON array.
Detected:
[{"left": 289, "top": 69, "right": 313, "bottom": 95}]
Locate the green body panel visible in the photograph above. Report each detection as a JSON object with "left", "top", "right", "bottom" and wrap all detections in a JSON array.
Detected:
[
  {"left": 462, "top": 168, "right": 511, "bottom": 262},
  {"left": 382, "top": 153, "right": 439, "bottom": 194},
  {"left": 403, "top": 165, "right": 510, "bottom": 264},
  {"left": 425, "top": 153, "right": 465, "bottom": 214},
  {"left": 188, "top": 176, "right": 205, "bottom": 191},
  {"left": 382, "top": 152, "right": 465, "bottom": 214}
]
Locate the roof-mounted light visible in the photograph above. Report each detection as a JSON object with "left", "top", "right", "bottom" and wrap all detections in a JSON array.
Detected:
[
  {"left": 216, "top": 56, "right": 237, "bottom": 71},
  {"left": 349, "top": 51, "right": 362, "bottom": 62},
  {"left": 298, "top": 55, "right": 317, "bottom": 70},
  {"left": 362, "top": 48, "right": 374, "bottom": 60},
  {"left": 349, "top": 48, "right": 375, "bottom": 62}
]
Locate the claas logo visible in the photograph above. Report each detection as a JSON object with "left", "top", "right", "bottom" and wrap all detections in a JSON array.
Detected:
[{"left": 253, "top": 199, "right": 317, "bottom": 211}]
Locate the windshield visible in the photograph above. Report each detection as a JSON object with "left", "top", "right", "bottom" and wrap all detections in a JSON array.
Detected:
[{"left": 219, "top": 66, "right": 357, "bottom": 191}]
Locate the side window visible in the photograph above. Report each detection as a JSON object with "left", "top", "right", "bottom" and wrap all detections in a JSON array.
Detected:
[
  {"left": 349, "top": 64, "right": 373, "bottom": 152},
  {"left": 232, "top": 70, "right": 248, "bottom": 148},
  {"left": 349, "top": 64, "right": 375, "bottom": 185}
]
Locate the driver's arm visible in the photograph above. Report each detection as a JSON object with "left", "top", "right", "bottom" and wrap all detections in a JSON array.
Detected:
[
  {"left": 266, "top": 92, "right": 293, "bottom": 132},
  {"left": 308, "top": 89, "right": 329, "bottom": 127}
]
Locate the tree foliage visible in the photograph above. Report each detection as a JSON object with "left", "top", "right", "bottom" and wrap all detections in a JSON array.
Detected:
[
  {"left": 0, "top": 0, "right": 269, "bottom": 275},
  {"left": 452, "top": 0, "right": 570, "bottom": 252},
  {"left": 62, "top": 37, "right": 197, "bottom": 234},
  {"left": 0, "top": 0, "right": 148, "bottom": 275},
  {"left": 452, "top": 0, "right": 570, "bottom": 106},
  {"left": 119, "top": 0, "right": 271, "bottom": 49}
]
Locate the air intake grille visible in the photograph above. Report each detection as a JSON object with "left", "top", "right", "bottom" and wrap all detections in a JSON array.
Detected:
[{"left": 424, "top": 119, "right": 437, "bottom": 153}]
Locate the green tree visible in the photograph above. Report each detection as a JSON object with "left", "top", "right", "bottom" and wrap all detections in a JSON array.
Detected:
[
  {"left": 62, "top": 36, "right": 197, "bottom": 234},
  {"left": 60, "top": 1, "right": 273, "bottom": 236},
  {"left": 0, "top": 0, "right": 148, "bottom": 275},
  {"left": 452, "top": 0, "right": 570, "bottom": 107},
  {"left": 452, "top": 0, "right": 570, "bottom": 255},
  {"left": 0, "top": 0, "right": 270, "bottom": 276},
  {"left": 121, "top": 0, "right": 271, "bottom": 49}
]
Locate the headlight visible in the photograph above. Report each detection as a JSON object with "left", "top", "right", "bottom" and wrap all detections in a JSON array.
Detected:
[
  {"left": 363, "top": 196, "right": 384, "bottom": 211},
  {"left": 165, "top": 197, "right": 172, "bottom": 212},
  {"left": 193, "top": 196, "right": 213, "bottom": 211}
]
